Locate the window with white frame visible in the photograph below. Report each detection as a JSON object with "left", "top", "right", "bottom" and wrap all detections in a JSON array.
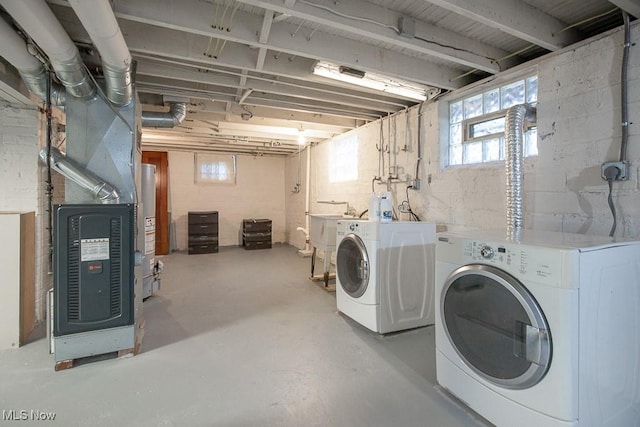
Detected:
[
  {"left": 448, "top": 75, "right": 538, "bottom": 166},
  {"left": 329, "top": 133, "right": 358, "bottom": 182},
  {"left": 194, "top": 153, "right": 237, "bottom": 184}
]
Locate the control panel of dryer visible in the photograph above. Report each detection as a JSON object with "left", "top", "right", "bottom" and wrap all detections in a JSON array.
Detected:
[{"left": 461, "top": 239, "right": 569, "bottom": 287}]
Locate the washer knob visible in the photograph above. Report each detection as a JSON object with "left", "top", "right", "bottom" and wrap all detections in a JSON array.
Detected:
[{"left": 480, "top": 245, "right": 494, "bottom": 259}]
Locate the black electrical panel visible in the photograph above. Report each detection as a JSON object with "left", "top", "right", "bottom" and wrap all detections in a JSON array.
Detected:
[{"left": 54, "top": 204, "right": 134, "bottom": 336}]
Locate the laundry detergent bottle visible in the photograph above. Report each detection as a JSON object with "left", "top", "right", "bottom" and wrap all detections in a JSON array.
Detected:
[{"left": 380, "top": 192, "right": 393, "bottom": 222}]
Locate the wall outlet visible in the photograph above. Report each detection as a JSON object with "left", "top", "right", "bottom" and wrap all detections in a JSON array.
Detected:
[
  {"left": 601, "top": 161, "right": 629, "bottom": 181},
  {"left": 411, "top": 179, "right": 420, "bottom": 190}
]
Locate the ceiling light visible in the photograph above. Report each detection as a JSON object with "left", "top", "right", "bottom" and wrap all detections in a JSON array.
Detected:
[
  {"left": 297, "top": 132, "right": 306, "bottom": 145},
  {"left": 313, "top": 61, "right": 428, "bottom": 102}
]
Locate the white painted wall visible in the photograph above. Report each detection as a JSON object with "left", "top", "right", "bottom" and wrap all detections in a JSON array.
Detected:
[
  {"left": 169, "top": 151, "right": 286, "bottom": 249},
  {"left": 286, "top": 21, "right": 640, "bottom": 247}
]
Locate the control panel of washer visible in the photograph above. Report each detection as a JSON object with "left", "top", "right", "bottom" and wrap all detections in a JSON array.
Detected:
[{"left": 337, "top": 221, "right": 373, "bottom": 239}]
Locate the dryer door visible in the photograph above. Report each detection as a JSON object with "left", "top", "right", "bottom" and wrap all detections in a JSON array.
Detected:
[
  {"left": 336, "top": 234, "right": 369, "bottom": 298},
  {"left": 441, "top": 264, "right": 552, "bottom": 390}
]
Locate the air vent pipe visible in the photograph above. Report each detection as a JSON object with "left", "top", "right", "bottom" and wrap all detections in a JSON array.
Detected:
[
  {"left": 68, "top": 0, "right": 133, "bottom": 106},
  {"left": 504, "top": 104, "right": 536, "bottom": 234},
  {"left": 141, "top": 102, "right": 187, "bottom": 128},
  {"left": 0, "top": 17, "right": 66, "bottom": 105},
  {"left": 39, "top": 146, "right": 120, "bottom": 203},
  {"left": 0, "top": 0, "right": 95, "bottom": 99}
]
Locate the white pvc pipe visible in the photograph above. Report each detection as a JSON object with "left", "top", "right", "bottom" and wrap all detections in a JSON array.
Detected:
[
  {"left": 0, "top": 0, "right": 94, "bottom": 99},
  {"left": 68, "top": 0, "right": 133, "bottom": 106},
  {"left": 304, "top": 144, "right": 311, "bottom": 250}
]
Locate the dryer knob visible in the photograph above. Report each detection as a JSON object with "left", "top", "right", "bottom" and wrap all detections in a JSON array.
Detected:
[{"left": 480, "top": 245, "right": 494, "bottom": 259}]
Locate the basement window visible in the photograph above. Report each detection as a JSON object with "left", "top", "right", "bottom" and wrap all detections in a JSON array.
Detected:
[
  {"left": 329, "top": 134, "right": 358, "bottom": 182},
  {"left": 195, "top": 153, "right": 237, "bottom": 184},
  {"left": 448, "top": 75, "right": 538, "bottom": 166}
]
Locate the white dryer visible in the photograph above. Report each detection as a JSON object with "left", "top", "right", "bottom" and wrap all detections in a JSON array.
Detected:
[
  {"left": 435, "top": 230, "right": 640, "bottom": 427},
  {"left": 335, "top": 220, "right": 436, "bottom": 334}
]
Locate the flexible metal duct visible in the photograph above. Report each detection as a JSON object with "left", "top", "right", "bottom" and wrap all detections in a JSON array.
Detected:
[
  {"left": 39, "top": 146, "right": 120, "bottom": 203},
  {"left": 0, "top": 17, "right": 66, "bottom": 105},
  {"left": 68, "top": 0, "right": 133, "bottom": 106},
  {"left": 141, "top": 102, "right": 187, "bottom": 128},
  {"left": 504, "top": 104, "right": 536, "bottom": 233},
  {"left": 0, "top": 0, "right": 95, "bottom": 99}
]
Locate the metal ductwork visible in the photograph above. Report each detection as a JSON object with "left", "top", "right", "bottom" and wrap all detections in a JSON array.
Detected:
[
  {"left": 0, "top": 17, "right": 66, "bottom": 105},
  {"left": 39, "top": 146, "right": 120, "bottom": 203},
  {"left": 68, "top": 0, "right": 133, "bottom": 106},
  {"left": 0, "top": 0, "right": 95, "bottom": 99},
  {"left": 505, "top": 104, "right": 536, "bottom": 234},
  {"left": 142, "top": 102, "right": 187, "bottom": 128}
]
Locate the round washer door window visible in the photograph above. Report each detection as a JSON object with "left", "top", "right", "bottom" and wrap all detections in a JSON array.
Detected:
[
  {"left": 336, "top": 234, "right": 369, "bottom": 298},
  {"left": 441, "top": 264, "right": 552, "bottom": 389}
]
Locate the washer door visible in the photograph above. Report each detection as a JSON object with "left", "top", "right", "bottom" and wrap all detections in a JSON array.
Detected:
[
  {"left": 336, "top": 234, "right": 369, "bottom": 298},
  {"left": 441, "top": 264, "right": 552, "bottom": 389}
]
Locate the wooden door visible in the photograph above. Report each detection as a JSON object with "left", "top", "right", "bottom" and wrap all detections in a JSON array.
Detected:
[{"left": 142, "top": 151, "right": 169, "bottom": 255}]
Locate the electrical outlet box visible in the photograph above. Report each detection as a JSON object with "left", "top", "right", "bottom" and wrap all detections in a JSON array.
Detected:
[
  {"left": 398, "top": 16, "right": 415, "bottom": 38},
  {"left": 601, "top": 161, "right": 629, "bottom": 181},
  {"left": 411, "top": 179, "right": 420, "bottom": 190}
]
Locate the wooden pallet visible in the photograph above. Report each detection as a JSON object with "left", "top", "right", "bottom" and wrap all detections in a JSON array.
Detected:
[{"left": 54, "top": 347, "right": 135, "bottom": 371}]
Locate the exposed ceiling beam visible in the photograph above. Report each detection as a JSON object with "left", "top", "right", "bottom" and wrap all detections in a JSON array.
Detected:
[
  {"left": 140, "top": 141, "right": 297, "bottom": 157},
  {"left": 233, "top": 0, "right": 510, "bottom": 73},
  {"left": 609, "top": 0, "right": 640, "bottom": 19},
  {"left": 136, "top": 74, "right": 389, "bottom": 118},
  {"left": 50, "top": 0, "right": 469, "bottom": 89},
  {"left": 138, "top": 83, "right": 380, "bottom": 122},
  {"left": 134, "top": 60, "right": 410, "bottom": 111},
  {"left": 183, "top": 101, "right": 364, "bottom": 129},
  {"left": 132, "top": 52, "right": 417, "bottom": 106},
  {"left": 256, "top": 10, "right": 274, "bottom": 71},
  {"left": 422, "top": 0, "right": 580, "bottom": 51}
]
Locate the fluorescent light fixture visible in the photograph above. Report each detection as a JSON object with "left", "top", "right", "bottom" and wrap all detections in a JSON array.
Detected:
[{"left": 313, "top": 61, "right": 428, "bottom": 101}]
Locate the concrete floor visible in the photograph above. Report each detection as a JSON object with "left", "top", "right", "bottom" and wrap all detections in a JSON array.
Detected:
[{"left": 0, "top": 244, "right": 488, "bottom": 426}]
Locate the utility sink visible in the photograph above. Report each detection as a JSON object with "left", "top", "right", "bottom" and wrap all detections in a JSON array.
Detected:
[{"left": 309, "top": 214, "right": 344, "bottom": 251}]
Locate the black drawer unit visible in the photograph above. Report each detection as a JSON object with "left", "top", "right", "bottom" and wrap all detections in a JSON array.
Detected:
[
  {"left": 188, "top": 211, "right": 219, "bottom": 254},
  {"left": 242, "top": 219, "right": 272, "bottom": 250}
]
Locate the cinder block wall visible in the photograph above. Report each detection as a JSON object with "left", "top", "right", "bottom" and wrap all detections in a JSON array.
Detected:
[
  {"left": 286, "top": 21, "right": 640, "bottom": 246},
  {"left": 0, "top": 103, "right": 44, "bottom": 324}
]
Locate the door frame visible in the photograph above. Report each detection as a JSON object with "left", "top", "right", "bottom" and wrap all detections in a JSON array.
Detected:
[{"left": 141, "top": 151, "right": 169, "bottom": 255}]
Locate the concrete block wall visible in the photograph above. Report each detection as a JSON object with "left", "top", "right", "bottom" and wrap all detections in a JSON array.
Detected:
[
  {"left": 0, "top": 102, "right": 44, "bottom": 325},
  {"left": 169, "top": 151, "right": 286, "bottom": 249},
  {"left": 286, "top": 21, "right": 640, "bottom": 247}
]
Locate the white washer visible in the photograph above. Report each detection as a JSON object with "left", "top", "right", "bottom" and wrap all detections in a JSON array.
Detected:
[
  {"left": 336, "top": 220, "right": 436, "bottom": 334},
  {"left": 435, "top": 230, "right": 640, "bottom": 427}
]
